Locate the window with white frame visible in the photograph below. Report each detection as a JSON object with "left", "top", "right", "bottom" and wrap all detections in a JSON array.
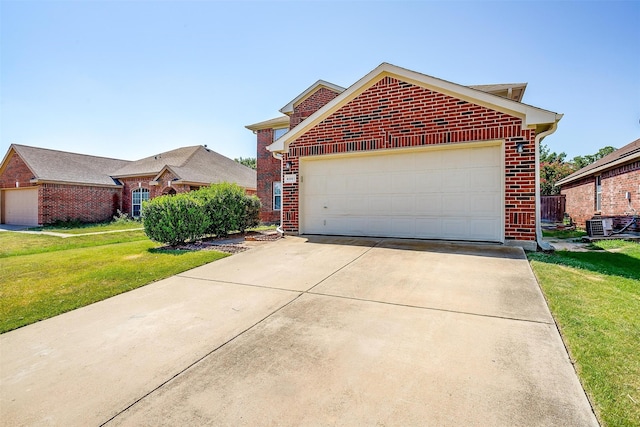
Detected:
[
  {"left": 273, "top": 181, "right": 282, "bottom": 211},
  {"left": 132, "top": 188, "right": 150, "bottom": 217},
  {"left": 595, "top": 175, "right": 602, "bottom": 211},
  {"left": 274, "top": 127, "right": 288, "bottom": 141}
]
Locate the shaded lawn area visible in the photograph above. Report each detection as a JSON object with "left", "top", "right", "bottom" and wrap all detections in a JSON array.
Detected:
[
  {"left": 528, "top": 240, "right": 640, "bottom": 427},
  {"left": 0, "top": 231, "right": 229, "bottom": 334}
]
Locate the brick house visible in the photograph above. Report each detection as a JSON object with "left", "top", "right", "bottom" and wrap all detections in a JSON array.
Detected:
[
  {"left": 557, "top": 138, "right": 640, "bottom": 231},
  {"left": 0, "top": 144, "right": 256, "bottom": 226},
  {"left": 247, "top": 63, "right": 562, "bottom": 250}
]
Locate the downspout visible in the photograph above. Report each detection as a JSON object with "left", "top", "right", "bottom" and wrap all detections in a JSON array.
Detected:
[
  {"left": 535, "top": 120, "right": 560, "bottom": 251},
  {"left": 272, "top": 152, "right": 285, "bottom": 237}
]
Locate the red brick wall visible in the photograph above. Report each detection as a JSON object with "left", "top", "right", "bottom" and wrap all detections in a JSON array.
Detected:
[
  {"left": 562, "top": 161, "right": 640, "bottom": 229},
  {"left": 0, "top": 152, "right": 34, "bottom": 189},
  {"left": 40, "top": 183, "right": 121, "bottom": 224},
  {"left": 257, "top": 129, "right": 281, "bottom": 223},
  {"left": 289, "top": 87, "right": 341, "bottom": 129},
  {"left": 119, "top": 175, "right": 193, "bottom": 216},
  {"left": 281, "top": 76, "right": 537, "bottom": 242}
]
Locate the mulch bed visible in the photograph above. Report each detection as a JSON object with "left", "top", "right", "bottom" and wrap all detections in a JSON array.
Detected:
[{"left": 156, "top": 231, "right": 281, "bottom": 254}]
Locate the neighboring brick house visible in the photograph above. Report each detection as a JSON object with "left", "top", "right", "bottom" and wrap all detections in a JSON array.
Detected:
[
  {"left": 557, "top": 138, "right": 640, "bottom": 231},
  {"left": 247, "top": 63, "right": 562, "bottom": 250},
  {"left": 0, "top": 144, "right": 256, "bottom": 226}
]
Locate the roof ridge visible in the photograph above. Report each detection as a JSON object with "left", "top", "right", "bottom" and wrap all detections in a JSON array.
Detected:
[{"left": 12, "top": 144, "right": 129, "bottom": 163}]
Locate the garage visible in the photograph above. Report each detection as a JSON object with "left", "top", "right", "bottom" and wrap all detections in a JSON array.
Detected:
[
  {"left": 300, "top": 142, "right": 503, "bottom": 242},
  {"left": 2, "top": 188, "right": 39, "bottom": 226}
]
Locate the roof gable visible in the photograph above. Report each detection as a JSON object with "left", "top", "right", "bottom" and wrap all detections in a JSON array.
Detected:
[
  {"left": 3, "top": 144, "right": 129, "bottom": 186},
  {"left": 279, "top": 80, "right": 346, "bottom": 115},
  {"left": 111, "top": 146, "right": 201, "bottom": 177},
  {"left": 557, "top": 138, "right": 640, "bottom": 186},
  {"left": 268, "top": 63, "right": 562, "bottom": 153},
  {"left": 145, "top": 146, "right": 256, "bottom": 189}
]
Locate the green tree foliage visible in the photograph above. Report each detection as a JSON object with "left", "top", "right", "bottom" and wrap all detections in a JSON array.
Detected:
[
  {"left": 540, "top": 143, "right": 574, "bottom": 195},
  {"left": 571, "top": 146, "right": 616, "bottom": 170},
  {"left": 539, "top": 144, "right": 617, "bottom": 195},
  {"left": 234, "top": 157, "right": 257, "bottom": 170}
]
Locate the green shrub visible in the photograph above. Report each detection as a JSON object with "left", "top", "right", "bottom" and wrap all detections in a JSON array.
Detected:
[
  {"left": 142, "top": 193, "right": 210, "bottom": 246},
  {"left": 240, "top": 195, "right": 261, "bottom": 232},
  {"left": 196, "top": 183, "right": 255, "bottom": 237}
]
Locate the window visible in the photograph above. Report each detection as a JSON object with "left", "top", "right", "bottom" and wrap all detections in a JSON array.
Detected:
[
  {"left": 595, "top": 176, "right": 602, "bottom": 211},
  {"left": 274, "top": 127, "right": 288, "bottom": 141},
  {"left": 273, "top": 181, "right": 282, "bottom": 211},
  {"left": 132, "top": 188, "right": 150, "bottom": 217}
]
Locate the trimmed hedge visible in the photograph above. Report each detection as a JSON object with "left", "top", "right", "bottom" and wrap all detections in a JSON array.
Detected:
[{"left": 142, "top": 183, "right": 261, "bottom": 245}]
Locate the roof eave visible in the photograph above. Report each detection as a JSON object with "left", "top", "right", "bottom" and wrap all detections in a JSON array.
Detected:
[
  {"left": 29, "top": 179, "right": 123, "bottom": 188},
  {"left": 557, "top": 154, "right": 640, "bottom": 186},
  {"left": 279, "top": 80, "right": 346, "bottom": 115},
  {"left": 245, "top": 116, "right": 291, "bottom": 131}
]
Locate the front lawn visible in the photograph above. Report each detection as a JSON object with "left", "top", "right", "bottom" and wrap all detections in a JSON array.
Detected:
[
  {"left": 0, "top": 229, "right": 229, "bottom": 334},
  {"left": 529, "top": 240, "right": 640, "bottom": 427}
]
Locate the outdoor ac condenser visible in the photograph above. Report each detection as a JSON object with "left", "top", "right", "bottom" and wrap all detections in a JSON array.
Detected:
[{"left": 586, "top": 218, "right": 613, "bottom": 237}]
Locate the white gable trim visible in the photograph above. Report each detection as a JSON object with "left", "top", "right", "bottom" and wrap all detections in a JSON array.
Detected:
[
  {"left": 279, "top": 80, "right": 346, "bottom": 115},
  {"left": 268, "top": 63, "right": 562, "bottom": 153}
]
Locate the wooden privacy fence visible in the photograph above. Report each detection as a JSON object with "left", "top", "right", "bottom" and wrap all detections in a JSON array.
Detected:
[{"left": 541, "top": 195, "right": 566, "bottom": 222}]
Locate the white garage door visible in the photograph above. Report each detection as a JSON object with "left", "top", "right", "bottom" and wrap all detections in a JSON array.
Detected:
[
  {"left": 300, "top": 143, "right": 503, "bottom": 242},
  {"left": 3, "top": 188, "right": 39, "bottom": 226}
]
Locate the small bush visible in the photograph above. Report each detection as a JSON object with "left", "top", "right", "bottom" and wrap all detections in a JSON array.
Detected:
[
  {"left": 142, "top": 193, "right": 210, "bottom": 246},
  {"left": 196, "top": 183, "right": 253, "bottom": 237},
  {"left": 240, "top": 195, "right": 261, "bottom": 232},
  {"left": 112, "top": 209, "right": 135, "bottom": 224}
]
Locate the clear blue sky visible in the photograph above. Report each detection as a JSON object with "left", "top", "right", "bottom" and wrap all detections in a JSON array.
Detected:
[{"left": 1, "top": 0, "right": 638, "bottom": 162}]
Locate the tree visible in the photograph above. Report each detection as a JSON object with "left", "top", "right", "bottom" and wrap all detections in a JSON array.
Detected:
[
  {"left": 235, "top": 157, "right": 256, "bottom": 170},
  {"left": 539, "top": 143, "right": 574, "bottom": 195},
  {"left": 571, "top": 146, "right": 616, "bottom": 170},
  {"left": 538, "top": 143, "right": 618, "bottom": 195}
]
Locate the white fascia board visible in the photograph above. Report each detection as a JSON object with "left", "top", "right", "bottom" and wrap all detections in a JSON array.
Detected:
[
  {"left": 268, "top": 62, "right": 562, "bottom": 153},
  {"left": 279, "top": 80, "right": 346, "bottom": 115}
]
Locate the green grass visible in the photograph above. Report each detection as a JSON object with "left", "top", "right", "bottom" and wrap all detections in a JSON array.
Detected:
[
  {"left": 0, "top": 229, "right": 229, "bottom": 334},
  {"left": 529, "top": 240, "right": 640, "bottom": 427},
  {"left": 542, "top": 228, "right": 587, "bottom": 239},
  {"left": 34, "top": 220, "right": 143, "bottom": 234}
]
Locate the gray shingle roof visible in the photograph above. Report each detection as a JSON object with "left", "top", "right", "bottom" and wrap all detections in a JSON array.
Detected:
[
  {"left": 557, "top": 138, "right": 640, "bottom": 186},
  {"left": 11, "top": 144, "right": 130, "bottom": 186},
  {"left": 4, "top": 144, "right": 257, "bottom": 189},
  {"left": 112, "top": 145, "right": 256, "bottom": 189}
]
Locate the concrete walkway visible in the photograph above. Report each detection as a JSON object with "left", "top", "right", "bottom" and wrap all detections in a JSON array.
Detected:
[{"left": 0, "top": 236, "right": 598, "bottom": 426}]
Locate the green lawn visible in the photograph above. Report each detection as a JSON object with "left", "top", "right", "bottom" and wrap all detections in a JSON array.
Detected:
[
  {"left": 529, "top": 240, "right": 640, "bottom": 427},
  {"left": 0, "top": 228, "right": 229, "bottom": 334}
]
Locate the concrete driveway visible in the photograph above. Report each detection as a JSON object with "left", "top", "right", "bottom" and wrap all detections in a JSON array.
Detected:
[{"left": 0, "top": 236, "right": 598, "bottom": 426}]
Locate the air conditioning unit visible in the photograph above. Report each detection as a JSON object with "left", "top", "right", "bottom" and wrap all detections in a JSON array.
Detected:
[{"left": 586, "top": 218, "right": 613, "bottom": 237}]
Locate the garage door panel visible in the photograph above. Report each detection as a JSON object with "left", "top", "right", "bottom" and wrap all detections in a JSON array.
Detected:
[
  {"left": 442, "top": 169, "right": 467, "bottom": 191},
  {"left": 442, "top": 195, "right": 468, "bottom": 216},
  {"left": 469, "top": 218, "right": 501, "bottom": 240},
  {"left": 391, "top": 218, "right": 415, "bottom": 237},
  {"left": 471, "top": 168, "right": 501, "bottom": 191},
  {"left": 415, "top": 195, "right": 442, "bottom": 215},
  {"left": 472, "top": 147, "right": 501, "bottom": 167},
  {"left": 300, "top": 144, "right": 503, "bottom": 242},
  {"left": 415, "top": 171, "right": 442, "bottom": 192},
  {"left": 414, "top": 218, "right": 443, "bottom": 239},
  {"left": 442, "top": 219, "right": 470, "bottom": 238},
  {"left": 470, "top": 194, "right": 501, "bottom": 215},
  {"left": 391, "top": 195, "right": 415, "bottom": 215},
  {"left": 392, "top": 172, "right": 416, "bottom": 193}
]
